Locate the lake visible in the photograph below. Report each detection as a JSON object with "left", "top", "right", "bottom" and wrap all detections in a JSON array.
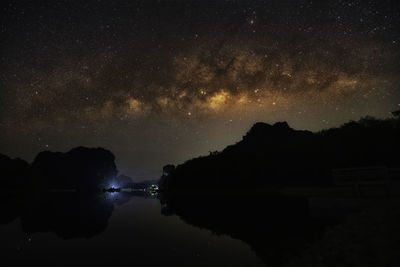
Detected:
[
  {"left": 0, "top": 192, "right": 265, "bottom": 266},
  {"left": 2, "top": 189, "right": 397, "bottom": 266}
]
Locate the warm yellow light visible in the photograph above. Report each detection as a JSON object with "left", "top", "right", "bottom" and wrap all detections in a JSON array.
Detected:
[{"left": 208, "top": 91, "right": 229, "bottom": 111}]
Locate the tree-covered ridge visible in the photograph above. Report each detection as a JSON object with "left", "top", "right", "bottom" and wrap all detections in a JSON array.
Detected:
[{"left": 160, "top": 114, "right": 400, "bottom": 189}]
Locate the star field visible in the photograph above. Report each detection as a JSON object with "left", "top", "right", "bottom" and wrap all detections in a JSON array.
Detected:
[{"left": 1, "top": 0, "right": 399, "bottom": 178}]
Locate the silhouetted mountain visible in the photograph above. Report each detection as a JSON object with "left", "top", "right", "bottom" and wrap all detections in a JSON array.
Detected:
[
  {"left": 159, "top": 116, "right": 400, "bottom": 266},
  {"left": 31, "top": 146, "right": 118, "bottom": 191},
  {"left": 0, "top": 154, "right": 30, "bottom": 189},
  {"left": 0, "top": 146, "right": 123, "bottom": 237},
  {"left": 0, "top": 146, "right": 157, "bottom": 240},
  {"left": 160, "top": 116, "right": 400, "bottom": 189}
]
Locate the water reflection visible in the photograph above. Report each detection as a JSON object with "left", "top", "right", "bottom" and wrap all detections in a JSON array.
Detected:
[
  {"left": 3, "top": 185, "right": 395, "bottom": 266},
  {"left": 159, "top": 193, "right": 324, "bottom": 266},
  {"left": 21, "top": 193, "right": 114, "bottom": 239},
  {"left": 1, "top": 186, "right": 324, "bottom": 266},
  {"left": 0, "top": 191, "right": 158, "bottom": 239},
  {"left": 0, "top": 147, "right": 157, "bottom": 239},
  {"left": 3, "top": 147, "right": 396, "bottom": 266},
  {"left": 1, "top": 148, "right": 264, "bottom": 266}
]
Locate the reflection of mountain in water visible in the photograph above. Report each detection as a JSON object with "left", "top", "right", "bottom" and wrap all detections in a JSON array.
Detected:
[
  {"left": 159, "top": 193, "right": 324, "bottom": 266},
  {"left": 160, "top": 193, "right": 400, "bottom": 266},
  {"left": 0, "top": 147, "right": 151, "bottom": 239},
  {"left": 21, "top": 193, "right": 114, "bottom": 239},
  {"left": 158, "top": 116, "right": 400, "bottom": 266}
]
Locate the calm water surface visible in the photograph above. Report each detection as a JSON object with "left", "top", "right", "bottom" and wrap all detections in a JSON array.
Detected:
[{"left": 0, "top": 194, "right": 264, "bottom": 266}]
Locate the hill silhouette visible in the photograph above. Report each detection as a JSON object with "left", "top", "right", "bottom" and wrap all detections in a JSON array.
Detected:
[
  {"left": 0, "top": 146, "right": 136, "bottom": 239},
  {"left": 160, "top": 116, "right": 400, "bottom": 189},
  {"left": 1, "top": 147, "right": 118, "bottom": 192},
  {"left": 31, "top": 146, "right": 118, "bottom": 191},
  {"left": 159, "top": 114, "right": 400, "bottom": 266},
  {"left": 0, "top": 154, "right": 30, "bottom": 190}
]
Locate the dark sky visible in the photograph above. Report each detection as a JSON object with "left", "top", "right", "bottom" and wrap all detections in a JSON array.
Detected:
[{"left": 1, "top": 0, "right": 400, "bottom": 179}]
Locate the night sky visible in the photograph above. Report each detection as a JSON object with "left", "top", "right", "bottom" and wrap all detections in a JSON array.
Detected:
[{"left": 1, "top": 0, "right": 399, "bottom": 179}]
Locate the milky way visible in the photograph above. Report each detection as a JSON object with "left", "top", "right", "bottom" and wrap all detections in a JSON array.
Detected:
[{"left": 1, "top": 0, "right": 400, "bottom": 178}]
